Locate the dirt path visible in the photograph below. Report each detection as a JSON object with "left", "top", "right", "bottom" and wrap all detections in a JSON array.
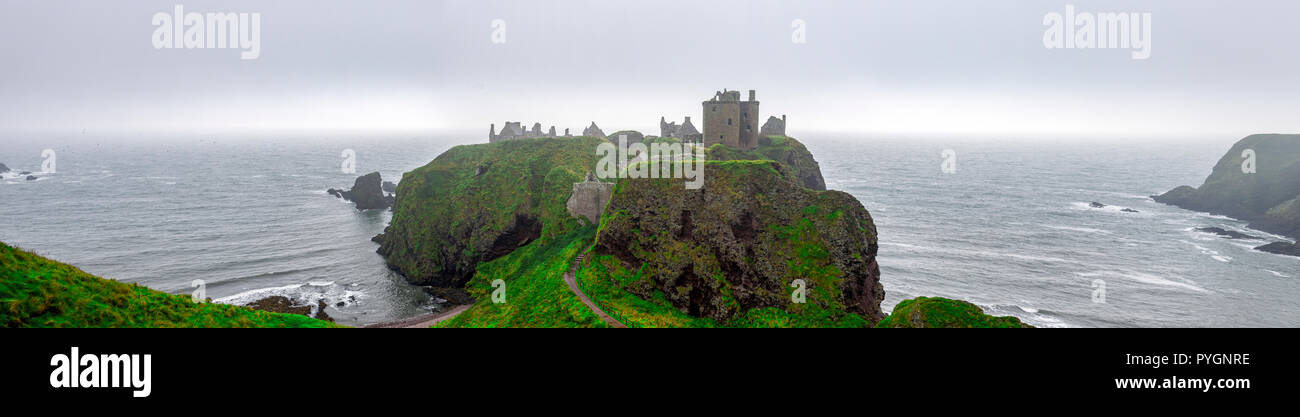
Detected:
[
  {"left": 564, "top": 251, "right": 628, "bottom": 328},
  {"left": 363, "top": 304, "right": 471, "bottom": 328}
]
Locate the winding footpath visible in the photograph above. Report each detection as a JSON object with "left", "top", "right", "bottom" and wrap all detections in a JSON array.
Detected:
[{"left": 564, "top": 251, "right": 628, "bottom": 328}]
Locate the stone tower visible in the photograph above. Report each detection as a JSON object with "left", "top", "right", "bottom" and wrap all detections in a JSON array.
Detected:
[{"left": 702, "top": 89, "right": 759, "bottom": 150}]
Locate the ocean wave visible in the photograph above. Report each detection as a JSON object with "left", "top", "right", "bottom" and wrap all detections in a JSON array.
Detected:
[
  {"left": 1075, "top": 270, "right": 1209, "bottom": 293},
  {"left": 1044, "top": 225, "right": 1113, "bottom": 235},
  {"left": 214, "top": 281, "right": 364, "bottom": 310},
  {"left": 1265, "top": 270, "right": 1291, "bottom": 278},
  {"left": 1179, "top": 240, "right": 1231, "bottom": 263}
]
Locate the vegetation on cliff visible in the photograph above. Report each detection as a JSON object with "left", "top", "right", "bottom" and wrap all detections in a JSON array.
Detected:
[
  {"left": 1154, "top": 134, "right": 1300, "bottom": 240},
  {"left": 576, "top": 160, "right": 881, "bottom": 327},
  {"left": 434, "top": 226, "right": 612, "bottom": 327},
  {"left": 0, "top": 241, "right": 337, "bottom": 328},
  {"left": 707, "top": 135, "right": 826, "bottom": 190},
  {"left": 875, "top": 297, "right": 1030, "bottom": 328},
  {"left": 378, "top": 137, "right": 608, "bottom": 287}
]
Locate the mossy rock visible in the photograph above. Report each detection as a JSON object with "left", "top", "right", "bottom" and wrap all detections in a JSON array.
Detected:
[
  {"left": 378, "top": 137, "right": 607, "bottom": 287},
  {"left": 875, "top": 297, "right": 1031, "bottom": 328},
  {"left": 584, "top": 159, "right": 882, "bottom": 326}
]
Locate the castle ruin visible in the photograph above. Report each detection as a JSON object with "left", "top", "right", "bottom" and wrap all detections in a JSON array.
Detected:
[
  {"left": 659, "top": 116, "right": 702, "bottom": 142},
  {"left": 702, "top": 89, "right": 760, "bottom": 150},
  {"left": 489, "top": 121, "right": 570, "bottom": 143},
  {"left": 760, "top": 115, "right": 786, "bottom": 136},
  {"left": 565, "top": 171, "right": 613, "bottom": 224}
]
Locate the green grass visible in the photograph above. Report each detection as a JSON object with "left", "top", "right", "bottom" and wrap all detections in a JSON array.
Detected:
[
  {"left": 875, "top": 297, "right": 1030, "bottom": 328},
  {"left": 0, "top": 241, "right": 338, "bottom": 328},
  {"left": 434, "top": 226, "right": 610, "bottom": 328},
  {"left": 575, "top": 253, "right": 717, "bottom": 328}
]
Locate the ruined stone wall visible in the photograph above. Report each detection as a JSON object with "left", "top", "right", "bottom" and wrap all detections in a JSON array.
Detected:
[{"left": 566, "top": 179, "right": 613, "bottom": 224}]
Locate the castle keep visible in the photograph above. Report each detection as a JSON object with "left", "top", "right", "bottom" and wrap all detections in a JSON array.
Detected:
[{"left": 702, "top": 89, "right": 760, "bottom": 150}]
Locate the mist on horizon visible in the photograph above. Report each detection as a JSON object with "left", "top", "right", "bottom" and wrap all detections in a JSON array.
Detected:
[{"left": 1, "top": 0, "right": 1298, "bottom": 141}]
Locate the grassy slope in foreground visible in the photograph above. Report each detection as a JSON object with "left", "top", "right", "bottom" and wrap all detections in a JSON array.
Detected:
[
  {"left": 0, "top": 241, "right": 337, "bottom": 328},
  {"left": 874, "top": 297, "right": 1030, "bottom": 328}
]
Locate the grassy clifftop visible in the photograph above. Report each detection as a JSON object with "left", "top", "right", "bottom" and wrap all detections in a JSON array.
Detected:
[
  {"left": 379, "top": 136, "right": 607, "bottom": 287},
  {"left": 707, "top": 135, "right": 826, "bottom": 190},
  {"left": 0, "top": 241, "right": 336, "bottom": 328}
]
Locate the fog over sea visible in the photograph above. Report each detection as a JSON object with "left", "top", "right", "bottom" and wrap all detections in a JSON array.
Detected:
[{"left": 2, "top": 133, "right": 1296, "bottom": 327}]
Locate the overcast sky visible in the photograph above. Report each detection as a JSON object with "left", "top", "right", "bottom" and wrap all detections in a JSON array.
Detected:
[{"left": 1, "top": 0, "right": 1297, "bottom": 139}]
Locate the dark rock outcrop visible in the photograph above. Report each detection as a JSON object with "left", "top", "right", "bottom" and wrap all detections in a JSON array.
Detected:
[
  {"left": 329, "top": 172, "right": 395, "bottom": 210},
  {"left": 26, "top": 175, "right": 37, "bottom": 181},
  {"left": 245, "top": 295, "right": 334, "bottom": 322},
  {"left": 422, "top": 286, "right": 476, "bottom": 305},
  {"left": 1121, "top": 208, "right": 1140, "bottom": 213},
  {"left": 590, "top": 160, "right": 883, "bottom": 324},
  {"left": 1154, "top": 134, "right": 1300, "bottom": 240},
  {"left": 381, "top": 181, "right": 397, "bottom": 193},
  {"left": 1089, "top": 202, "right": 1106, "bottom": 208},
  {"left": 1195, "top": 227, "right": 1260, "bottom": 240},
  {"left": 1255, "top": 241, "right": 1300, "bottom": 257},
  {"left": 0, "top": 163, "right": 8, "bottom": 173}
]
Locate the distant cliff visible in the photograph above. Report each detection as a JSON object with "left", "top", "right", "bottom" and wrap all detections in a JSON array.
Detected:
[
  {"left": 377, "top": 137, "right": 605, "bottom": 287},
  {"left": 1153, "top": 134, "right": 1300, "bottom": 240},
  {"left": 581, "top": 160, "right": 882, "bottom": 326}
]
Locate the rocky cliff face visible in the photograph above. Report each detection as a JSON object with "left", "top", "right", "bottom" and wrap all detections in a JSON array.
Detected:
[
  {"left": 1154, "top": 134, "right": 1300, "bottom": 240},
  {"left": 588, "top": 160, "right": 883, "bottom": 325},
  {"left": 378, "top": 137, "right": 604, "bottom": 287},
  {"left": 707, "top": 135, "right": 827, "bottom": 190}
]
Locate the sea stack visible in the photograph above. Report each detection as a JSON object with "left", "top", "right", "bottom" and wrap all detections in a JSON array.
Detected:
[{"left": 330, "top": 172, "right": 395, "bottom": 210}]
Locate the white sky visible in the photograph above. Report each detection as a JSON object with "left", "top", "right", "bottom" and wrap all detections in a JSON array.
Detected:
[{"left": 1, "top": 0, "right": 1297, "bottom": 140}]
